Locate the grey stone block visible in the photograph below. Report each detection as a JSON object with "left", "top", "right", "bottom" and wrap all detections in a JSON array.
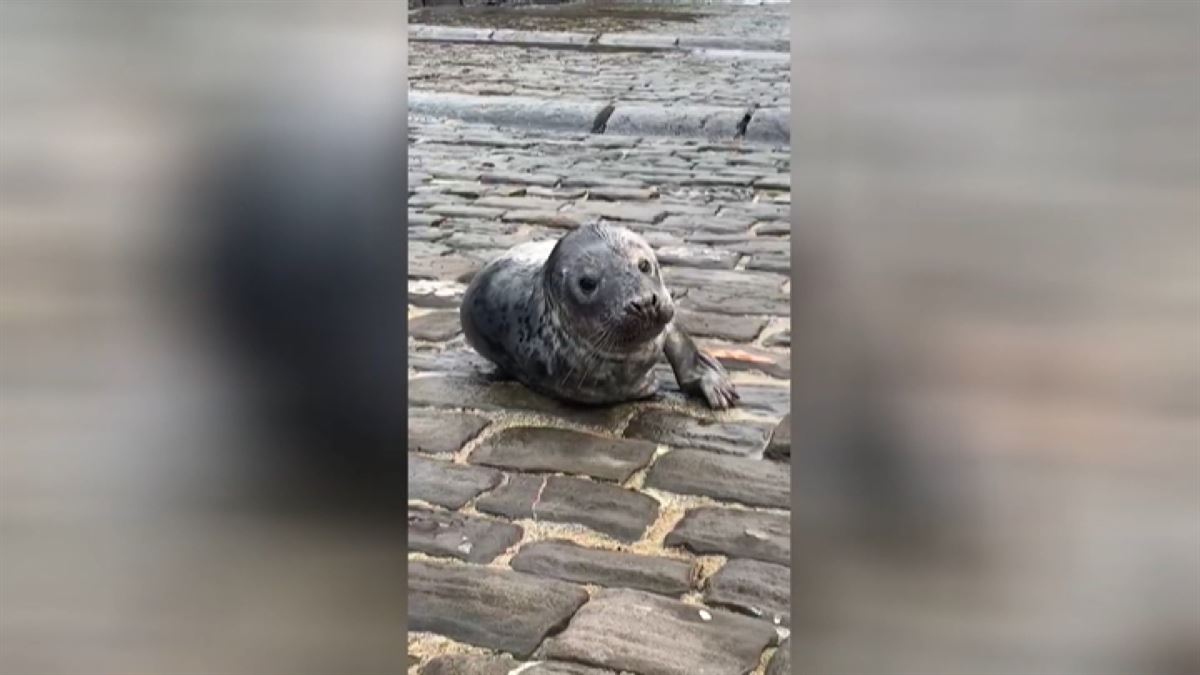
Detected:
[
  {"left": 490, "top": 29, "right": 597, "bottom": 47},
  {"left": 745, "top": 108, "right": 790, "bottom": 146},
  {"left": 604, "top": 103, "right": 748, "bottom": 140},
  {"left": 596, "top": 32, "right": 679, "bottom": 50},
  {"left": 409, "top": 25, "right": 493, "bottom": 42},
  {"left": 409, "top": 92, "right": 608, "bottom": 134},
  {"left": 678, "top": 36, "right": 789, "bottom": 52}
]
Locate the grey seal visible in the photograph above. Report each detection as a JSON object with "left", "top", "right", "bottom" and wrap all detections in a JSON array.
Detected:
[{"left": 460, "top": 222, "right": 738, "bottom": 409}]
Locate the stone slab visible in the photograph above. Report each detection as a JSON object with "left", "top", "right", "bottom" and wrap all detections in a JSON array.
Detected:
[
  {"left": 542, "top": 588, "right": 777, "bottom": 675},
  {"left": 408, "top": 455, "right": 501, "bottom": 509},
  {"left": 408, "top": 560, "right": 587, "bottom": 658},
  {"left": 705, "top": 558, "right": 791, "bottom": 627},
  {"left": 511, "top": 540, "right": 693, "bottom": 596},
  {"left": 408, "top": 409, "right": 490, "bottom": 455},
  {"left": 766, "top": 638, "right": 790, "bottom": 675},
  {"left": 490, "top": 29, "right": 598, "bottom": 47},
  {"left": 646, "top": 449, "right": 790, "bottom": 508},
  {"left": 408, "top": 375, "right": 627, "bottom": 429},
  {"left": 408, "top": 506, "right": 522, "bottom": 564},
  {"left": 665, "top": 507, "right": 790, "bottom": 566},
  {"left": 470, "top": 427, "right": 656, "bottom": 482},
  {"left": 745, "top": 108, "right": 790, "bottom": 146},
  {"left": 409, "top": 310, "right": 462, "bottom": 341},
  {"left": 596, "top": 32, "right": 680, "bottom": 50},
  {"left": 604, "top": 104, "right": 748, "bottom": 140},
  {"left": 476, "top": 474, "right": 659, "bottom": 542},
  {"left": 422, "top": 655, "right": 615, "bottom": 675},
  {"left": 410, "top": 92, "right": 608, "bottom": 134},
  {"left": 765, "top": 413, "right": 791, "bottom": 461},
  {"left": 410, "top": 25, "right": 495, "bottom": 42},
  {"left": 624, "top": 409, "right": 772, "bottom": 457},
  {"left": 677, "top": 309, "right": 767, "bottom": 342}
]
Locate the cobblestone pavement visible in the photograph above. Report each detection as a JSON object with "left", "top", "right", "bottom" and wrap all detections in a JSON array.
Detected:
[{"left": 406, "top": 3, "right": 792, "bottom": 672}]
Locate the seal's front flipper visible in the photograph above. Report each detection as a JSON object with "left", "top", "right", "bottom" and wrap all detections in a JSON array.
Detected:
[{"left": 663, "top": 323, "right": 739, "bottom": 409}]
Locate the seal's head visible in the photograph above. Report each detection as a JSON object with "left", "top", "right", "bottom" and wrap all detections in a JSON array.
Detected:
[{"left": 543, "top": 222, "right": 675, "bottom": 350}]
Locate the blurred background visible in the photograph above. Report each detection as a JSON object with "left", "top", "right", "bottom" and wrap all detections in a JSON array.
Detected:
[
  {"left": 789, "top": 2, "right": 1200, "bottom": 674},
  {"left": 0, "top": 1, "right": 1197, "bottom": 675},
  {"left": 1, "top": 2, "right": 407, "bottom": 673}
]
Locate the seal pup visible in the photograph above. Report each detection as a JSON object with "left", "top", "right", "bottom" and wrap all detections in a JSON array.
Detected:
[{"left": 460, "top": 222, "right": 739, "bottom": 409}]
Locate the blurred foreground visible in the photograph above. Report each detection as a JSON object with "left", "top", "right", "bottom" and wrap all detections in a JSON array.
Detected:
[{"left": 789, "top": 2, "right": 1200, "bottom": 674}]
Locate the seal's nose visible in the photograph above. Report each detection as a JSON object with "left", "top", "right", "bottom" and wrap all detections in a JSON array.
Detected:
[{"left": 626, "top": 292, "right": 673, "bottom": 324}]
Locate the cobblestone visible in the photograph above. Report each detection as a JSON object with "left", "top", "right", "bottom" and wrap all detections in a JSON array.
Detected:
[
  {"left": 665, "top": 506, "right": 790, "bottom": 565},
  {"left": 704, "top": 558, "right": 791, "bottom": 626},
  {"left": 645, "top": 449, "right": 790, "bottom": 508},
  {"left": 542, "top": 588, "right": 777, "bottom": 675},
  {"left": 511, "top": 540, "right": 694, "bottom": 596},
  {"left": 409, "top": 455, "right": 502, "bottom": 509},
  {"left": 408, "top": 409, "right": 490, "bottom": 455},
  {"left": 476, "top": 474, "right": 660, "bottom": 543},
  {"left": 471, "top": 427, "right": 657, "bottom": 482},
  {"left": 623, "top": 409, "right": 771, "bottom": 456},
  {"left": 408, "top": 506, "right": 523, "bottom": 563},
  {"left": 409, "top": 560, "right": 588, "bottom": 657}
]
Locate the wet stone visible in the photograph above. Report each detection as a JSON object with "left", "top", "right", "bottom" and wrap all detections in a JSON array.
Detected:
[
  {"left": 470, "top": 427, "right": 656, "bottom": 482},
  {"left": 501, "top": 210, "right": 584, "bottom": 228},
  {"left": 701, "top": 342, "right": 791, "bottom": 379},
  {"left": 409, "top": 375, "right": 627, "bottom": 429},
  {"left": 407, "top": 506, "right": 521, "bottom": 564},
  {"left": 474, "top": 195, "right": 566, "bottom": 211},
  {"left": 408, "top": 211, "right": 444, "bottom": 227},
  {"left": 646, "top": 449, "right": 789, "bottom": 508},
  {"left": 422, "top": 655, "right": 615, "bottom": 675},
  {"left": 542, "top": 588, "right": 777, "bottom": 675},
  {"left": 476, "top": 474, "right": 659, "bottom": 543},
  {"left": 587, "top": 186, "right": 658, "bottom": 201},
  {"left": 681, "top": 285, "right": 790, "bottom": 316},
  {"left": 596, "top": 32, "right": 679, "bottom": 49},
  {"left": 569, "top": 201, "right": 666, "bottom": 223},
  {"left": 424, "top": 203, "right": 507, "bottom": 220},
  {"left": 680, "top": 173, "right": 758, "bottom": 188},
  {"left": 765, "top": 413, "right": 790, "bottom": 462},
  {"left": 658, "top": 213, "right": 756, "bottom": 234},
  {"left": 481, "top": 171, "right": 561, "bottom": 187},
  {"left": 443, "top": 230, "right": 526, "bottom": 251},
  {"left": 666, "top": 507, "right": 790, "bottom": 566},
  {"left": 767, "top": 638, "right": 790, "bottom": 675},
  {"left": 745, "top": 108, "right": 790, "bottom": 146},
  {"left": 408, "top": 455, "right": 501, "bottom": 509},
  {"left": 753, "top": 173, "right": 790, "bottom": 190},
  {"left": 754, "top": 219, "right": 790, "bottom": 237},
  {"left": 656, "top": 245, "right": 739, "bottom": 269},
  {"left": 408, "top": 560, "right": 588, "bottom": 658},
  {"left": 560, "top": 175, "right": 648, "bottom": 189},
  {"left": 409, "top": 280, "right": 466, "bottom": 308},
  {"left": 624, "top": 409, "right": 771, "bottom": 457},
  {"left": 408, "top": 346, "right": 494, "bottom": 374},
  {"left": 408, "top": 409, "right": 490, "bottom": 455},
  {"left": 677, "top": 309, "right": 767, "bottom": 342},
  {"left": 408, "top": 226, "right": 449, "bottom": 242},
  {"left": 409, "top": 310, "right": 462, "bottom": 341},
  {"left": 511, "top": 540, "right": 693, "bottom": 596},
  {"left": 409, "top": 252, "right": 482, "bottom": 283},
  {"left": 748, "top": 252, "right": 790, "bottom": 273},
  {"left": 762, "top": 328, "right": 790, "bottom": 347},
  {"left": 527, "top": 185, "right": 587, "bottom": 200},
  {"left": 705, "top": 558, "right": 791, "bottom": 627}
]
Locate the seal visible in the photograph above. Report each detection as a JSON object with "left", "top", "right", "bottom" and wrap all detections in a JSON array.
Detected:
[{"left": 460, "top": 222, "right": 739, "bottom": 409}]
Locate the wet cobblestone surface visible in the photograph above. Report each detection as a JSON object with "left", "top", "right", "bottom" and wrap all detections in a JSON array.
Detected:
[{"left": 407, "top": 2, "right": 791, "bottom": 671}]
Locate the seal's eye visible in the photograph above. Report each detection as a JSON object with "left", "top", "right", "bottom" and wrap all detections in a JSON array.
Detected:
[
  {"left": 578, "top": 276, "right": 598, "bottom": 294},
  {"left": 638, "top": 259, "right": 651, "bottom": 274}
]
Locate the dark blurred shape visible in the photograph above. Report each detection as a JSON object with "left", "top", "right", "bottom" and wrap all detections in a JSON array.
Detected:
[
  {"left": 790, "top": 2, "right": 1200, "bottom": 674},
  {"left": 185, "top": 79, "right": 408, "bottom": 508},
  {"left": 0, "top": 3, "right": 407, "bottom": 674}
]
